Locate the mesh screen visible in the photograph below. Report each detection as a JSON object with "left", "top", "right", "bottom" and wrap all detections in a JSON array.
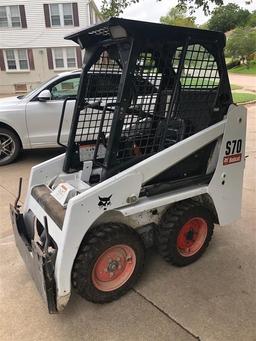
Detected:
[
  {"left": 117, "top": 50, "right": 173, "bottom": 161},
  {"left": 173, "top": 44, "right": 220, "bottom": 89},
  {"left": 169, "top": 44, "right": 220, "bottom": 140},
  {"left": 74, "top": 42, "right": 220, "bottom": 167},
  {"left": 116, "top": 44, "right": 220, "bottom": 161},
  {"left": 75, "top": 50, "right": 121, "bottom": 144}
]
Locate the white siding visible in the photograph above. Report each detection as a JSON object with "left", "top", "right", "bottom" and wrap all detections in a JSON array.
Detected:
[
  {"left": 0, "top": 48, "right": 54, "bottom": 94},
  {"left": 0, "top": 0, "right": 91, "bottom": 48}
]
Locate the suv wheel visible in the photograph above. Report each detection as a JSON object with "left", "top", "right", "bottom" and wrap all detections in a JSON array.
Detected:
[{"left": 0, "top": 128, "right": 21, "bottom": 166}]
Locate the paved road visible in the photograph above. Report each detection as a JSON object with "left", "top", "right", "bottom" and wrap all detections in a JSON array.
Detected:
[
  {"left": 229, "top": 74, "right": 256, "bottom": 92},
  {"left": 0, "top": 104, "right": 255, "bottom": 341}
]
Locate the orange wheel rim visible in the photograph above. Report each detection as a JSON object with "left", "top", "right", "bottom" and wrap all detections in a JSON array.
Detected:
[
  {"left": 92, "top": 244, "right": 136, "bottom": 292},
  {"left": 177, "top": 217, "right": 208, "bottom": 257}
]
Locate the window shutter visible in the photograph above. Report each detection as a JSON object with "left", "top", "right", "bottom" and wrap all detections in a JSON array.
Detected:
[
  {"left": 43, "top": 4, "right": 51, "bottom": 28},
  {"left": 76, "top": 47, "right": 82, "bottom": 68},
  {"left": 0, "top": 50, "right": 6, "bottom": 71},
  {"left": 27, "top": 49, "right": 35, "bottom": 70},
  {"left": 47, "top": 48, "right": 54, "bottom": 69},
  {"left": 72, "top": 3, "right": 79, "bottom": 27},
  {"left": 19, "top": 5, "right": 27, "bottom": 28}
]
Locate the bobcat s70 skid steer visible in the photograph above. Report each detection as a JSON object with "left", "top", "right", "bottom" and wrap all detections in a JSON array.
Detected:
[{"left": 10, "top": 18, "right": 247, "bottom": 313}]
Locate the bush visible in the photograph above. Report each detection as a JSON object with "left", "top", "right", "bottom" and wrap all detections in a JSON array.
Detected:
[
  {"left": 226, "top": 60, "right": 240, "bottom": 69},
  {"left": 226, "top": 28, "right": 256, "bottom": 62}
]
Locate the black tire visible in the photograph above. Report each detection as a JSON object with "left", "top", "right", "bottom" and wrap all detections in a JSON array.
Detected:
[
  {"left": 156, "top": 200, "right": 214, "bottom": 266},
  {"left": 0, "top": 127, "right": 21, "bottom": 166},
  {"left": 72, "top": 223, "right": 145, "bottom": 303}
]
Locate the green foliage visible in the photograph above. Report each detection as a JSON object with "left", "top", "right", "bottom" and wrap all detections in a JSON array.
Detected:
[
  {"left": 100, "top": 0, "right": 225, "bottom": 20},
  {"left": 100, "top": 1, "right": 255, "bottom": 31},
  {"left": 229, "top": 60, "right": 256, "bottom": 74},
  {"left": 100, "top": 0, "right": 139, "bottom": 19},
  {"left": 226, "top": 28, "right": 256, "bottom": 61},
  {"left": 246, "top": 10, "right": 256, "bottom": 27},
  {"left": 207, "top": 3, "right": 250, "bottom": 32},
  {"left": 160, "top": 6, "right": 196, "bottom": 28},
  {"left": 226, "top": 59, "right": 240, "bottom": 69},
  {"left": 177, "top": 0, "right": 223, "bottom": 15},
  {"left": 199, "top": 22, "right": 209, "bottom": 30}
]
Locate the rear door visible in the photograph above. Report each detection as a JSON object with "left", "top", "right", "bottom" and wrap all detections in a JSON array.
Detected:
[{"left": 25, "top": 75, "right": 80, "bottom": 148}]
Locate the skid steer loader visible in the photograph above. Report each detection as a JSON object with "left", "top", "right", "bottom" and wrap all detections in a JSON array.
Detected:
[{"left": 10, "top": 18, "right": 247, "bottom": 313}]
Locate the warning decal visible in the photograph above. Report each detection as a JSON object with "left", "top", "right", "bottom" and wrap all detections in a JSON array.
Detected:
[{"left": 223, "top": 153, "right": 242, "bottom": 166}]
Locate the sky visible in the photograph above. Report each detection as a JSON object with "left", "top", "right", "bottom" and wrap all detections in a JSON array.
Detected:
[{"left": 94, "top": 0, "right": 256, "bottom": 25}]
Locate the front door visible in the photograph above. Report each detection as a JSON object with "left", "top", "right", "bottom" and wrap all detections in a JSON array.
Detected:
[{"left": 25, "top": 75, "right": 80, "bottom": 148}]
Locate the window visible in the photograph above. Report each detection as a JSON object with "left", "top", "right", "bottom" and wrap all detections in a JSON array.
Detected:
[
  {"left": 50, "top": 4, "right": 60, "bottom": 26},
  {"left": 49, "top": 3, "right": 73, "bottom": 27},
  {"left": 63, "top": 3, "right": 73, "bottom": 25},
  {"left": 0, "top": 6, "right": 21, "bottom": 28},
  {"left": 0, "top": 6, "right": 8, "bottom": 27},
  {"left": 52, "top": 47, "right": 77, "bottom": 69},
  {"left": 50, "top": 76, "right": 80, "bottom": 100},
  {"left": 53, "top": 48, "right": 64, "bottom": 68},
  {"left": 66, "top": 47, "right": 76, "bottom": 67},
  {"left": 5, "top": 50, "right": 16, "bottom": 70},
  {"left": 18, "top": 49, "right": 29, "bottom": 69},
  {"left": 5, "top": 49, "right": 29, "bottom": 71},
  {"left": 10, "top": 6, "right": 21, "bottom": 27},
  {"left": 14, "top": 83, "right": 27, "bottom": 93}
]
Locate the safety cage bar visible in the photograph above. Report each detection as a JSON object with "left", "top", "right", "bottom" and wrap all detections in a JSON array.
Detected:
[{"left": 62, "top": 19, "right": 231, "bottom": 177}]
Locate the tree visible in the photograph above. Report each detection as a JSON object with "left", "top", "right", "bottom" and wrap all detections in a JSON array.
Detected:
[
  {"left": 207, "top": 3, "right": 250, "bottom": 32},
  {"left": 246, "top": 10, "right": 256, "bottom": 27},
  {"left": 199, "top": 22, "right": 209, "bottom": 30},
  {"left": 101, "top": 0, "right": 224, "bottom": 20},
  {"left": 160, "top": 6, "right": 196, "bottom": 28},
  {"left": 226, "top": 28, "right": 256, "bottom": 66},
  {"left": 101, "top": 0, "right": 139, "bottom": 19}
]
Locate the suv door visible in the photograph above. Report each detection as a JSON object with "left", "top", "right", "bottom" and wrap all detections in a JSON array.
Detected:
[{"left": 25, "top": 74, "right": 80, "bottom": 147}]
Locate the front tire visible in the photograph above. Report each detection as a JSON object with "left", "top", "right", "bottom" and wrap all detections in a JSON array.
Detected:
[
  {"left": 72, "top": 223, "right": 145, "bottom": 303},
  {"left": 156, "top": 200, "right": 214, "bottom": 266},
  {"left": 0, "top": 128, "right": 21, "bottom": 166}
]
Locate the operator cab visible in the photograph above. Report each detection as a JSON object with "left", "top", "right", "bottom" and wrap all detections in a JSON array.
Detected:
[{"left": 58, "top": 18, "right": 232, "bottom": 192}]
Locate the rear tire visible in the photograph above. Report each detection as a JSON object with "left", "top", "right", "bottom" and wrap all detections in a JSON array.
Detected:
[
  {"left": 156, "top": 200, "right": 214, "bottom": 266},
  {"left": 0, "top": 128, "right": 21, "bottom": 166},
  {"left": 72, "top": 223, "right": 145, "bottom": 303}
]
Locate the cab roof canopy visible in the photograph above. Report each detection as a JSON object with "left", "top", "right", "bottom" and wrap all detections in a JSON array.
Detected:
[{"left": 65, "top": 17, "right": 226, "bottom": 50}]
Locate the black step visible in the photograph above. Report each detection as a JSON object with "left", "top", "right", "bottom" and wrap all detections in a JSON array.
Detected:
[{"left": 31, "top": 185, "right": 65, "bottom": 229}]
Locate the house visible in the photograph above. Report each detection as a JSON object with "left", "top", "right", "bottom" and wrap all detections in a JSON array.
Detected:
[{"left": 0, "top": 0, "right": 101, "bottom": 94}]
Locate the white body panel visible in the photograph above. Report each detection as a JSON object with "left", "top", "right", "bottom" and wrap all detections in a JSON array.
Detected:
[
  {"left": 208, "top": 105, "right": 247, "bottom": 225},
  {"left": 24, "top": 104, "right": 247, "bottom": 310},
  {"left": 25, "top": 98, "right": 74, "bottom": 147},
  {"left": 0, "top": 96, "right": 30, "bottom": 148}
]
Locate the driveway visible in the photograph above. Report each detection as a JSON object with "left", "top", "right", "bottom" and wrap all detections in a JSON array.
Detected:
[{"left": 0, "top": 104, "right": 255, "bottom": 341}]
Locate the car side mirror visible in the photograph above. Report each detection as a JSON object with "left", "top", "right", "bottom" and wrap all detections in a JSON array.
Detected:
[{"left": 38, "top": 89, "right": 51, "bottom": 102}]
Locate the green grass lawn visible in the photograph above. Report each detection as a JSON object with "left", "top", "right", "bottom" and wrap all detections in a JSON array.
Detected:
[
  {"left": 229, "top": 62, "right": 256, "bottom": 75},
  {"left": 232, "top": 92, "right": 256, "bottom": 103}
]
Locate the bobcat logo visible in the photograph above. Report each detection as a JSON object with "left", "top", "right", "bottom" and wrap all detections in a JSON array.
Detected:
[{"left": 98, "top": 195, "right": 112, "bottom": 210}]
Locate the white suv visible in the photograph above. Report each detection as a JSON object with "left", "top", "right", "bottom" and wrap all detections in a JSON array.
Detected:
[
  {"left": 0, "top": 70, "right": 156, "bottom": 165},
  {"left": 0, "top": 70, "right": 81, "bottom": 165}
]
